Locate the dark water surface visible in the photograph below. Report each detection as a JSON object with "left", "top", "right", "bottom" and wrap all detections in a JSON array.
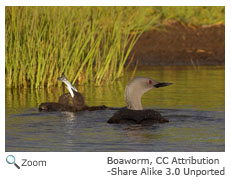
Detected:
[{"left": 5, "top": 66, "right": 225, "bottom": 152}]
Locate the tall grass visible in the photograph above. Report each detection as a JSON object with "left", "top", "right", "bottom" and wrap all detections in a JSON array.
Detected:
[
  {"left": 5, "top": 7, "right": 224, "bottom": 88},
  {"left": 6, "top": 7, "right": 157, "bottom": 88}
]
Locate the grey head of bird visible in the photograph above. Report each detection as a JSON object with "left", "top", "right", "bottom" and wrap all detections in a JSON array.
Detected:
[
  {"left": 125, "top": 77, "right": 172, "bottom": 110},
  {"left": 57, "top": 73, "right": 78, "bottom": 98}
]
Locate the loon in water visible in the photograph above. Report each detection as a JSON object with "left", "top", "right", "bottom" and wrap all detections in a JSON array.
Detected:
[
  {"left": 39, "top": 74, "right": 109, "bottom": 112},
  {"left": 57, "top": 74, "right": 88, "bottom": 111},
  {"left": 107, "top": 77, "right": 172, "bottom": 124}
]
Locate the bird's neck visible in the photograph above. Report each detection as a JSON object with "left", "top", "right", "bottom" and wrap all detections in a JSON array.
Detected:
[{"left": 125, "top": 86, "right": 143, "bottom": 110}]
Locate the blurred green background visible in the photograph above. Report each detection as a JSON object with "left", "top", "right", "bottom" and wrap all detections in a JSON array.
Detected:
[{"left": 5, "top": 6, "right": 225, "bottom": 88}]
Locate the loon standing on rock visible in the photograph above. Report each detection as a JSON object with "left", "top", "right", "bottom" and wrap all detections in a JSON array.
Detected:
[
  {"left": 39, "top": 74, "right": 109, "bottom": 112},
  {"left": 107, "top": 77, "right": 172, "bottom": 124}
]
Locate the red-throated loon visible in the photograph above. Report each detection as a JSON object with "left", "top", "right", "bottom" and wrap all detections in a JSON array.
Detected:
[
  {"left": 39, "top": 74, "right": 109, "bottom": 112},
  {"left": 108, "top": 77, "right": 172, "bottom": 124}
]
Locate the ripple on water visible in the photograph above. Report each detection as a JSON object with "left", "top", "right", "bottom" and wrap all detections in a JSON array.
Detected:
[{"left": 5, "top": 66, "right": 225, "bottom": 152}]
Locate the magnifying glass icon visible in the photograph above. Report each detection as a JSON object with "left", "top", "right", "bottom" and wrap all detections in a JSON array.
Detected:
[{"left": 6, "top": 155, "right": 20, "bottom": 169}]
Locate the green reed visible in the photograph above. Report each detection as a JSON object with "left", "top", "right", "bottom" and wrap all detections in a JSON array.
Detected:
[
  {"left": 5, "top": 7, "right": 224, "bottom": 88},
  {"left": 5, "top": 7, "right": 154, "bottom": 88}
]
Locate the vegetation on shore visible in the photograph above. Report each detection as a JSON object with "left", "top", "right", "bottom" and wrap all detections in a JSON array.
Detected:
[{"left": 5, "top": 6, "right": 225, "bottom": 88}]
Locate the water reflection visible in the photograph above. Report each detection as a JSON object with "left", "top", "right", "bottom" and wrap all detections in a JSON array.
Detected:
[
  {"left": 6, "top": 66, "right": 224, "bottom": 111},
  {"left": 5, "top": 66, "right": 225, "bottom": 152}
]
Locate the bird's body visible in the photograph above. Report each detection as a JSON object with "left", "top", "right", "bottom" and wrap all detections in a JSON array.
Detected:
[
  {"left": 108, "top": 109, "right": 169, "bottom": 124},
  {"left": 59, "top": 91, "right": 88, "bottom": 111},
  {"left": 108, "top": 77, "right": 172, "bottom": 124},
  {"left": 39, "top": 102, "right": 72, "bottom": 112},
  {"left": 39, "top": 74, "right": 109, "bottom": 112}
]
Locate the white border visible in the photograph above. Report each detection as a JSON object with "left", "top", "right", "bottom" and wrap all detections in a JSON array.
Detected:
[
  {"left": 225, "top": 5, "right": 231, "bottom": 156},
  {"left": 1, "top": 0, "right": 230, "bottom": 6},
  {"left": 1, "top": 1, "right": 230, "bottom": 184}
]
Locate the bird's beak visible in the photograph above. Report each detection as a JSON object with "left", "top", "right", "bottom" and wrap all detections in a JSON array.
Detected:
[{"left": 154, "top": 82, "right": 173, "bottom": 88}]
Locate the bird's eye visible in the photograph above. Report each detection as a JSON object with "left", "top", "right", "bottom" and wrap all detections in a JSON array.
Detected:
[{"left": 148, "top": 80, "right": 152, "bottom": 84}]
